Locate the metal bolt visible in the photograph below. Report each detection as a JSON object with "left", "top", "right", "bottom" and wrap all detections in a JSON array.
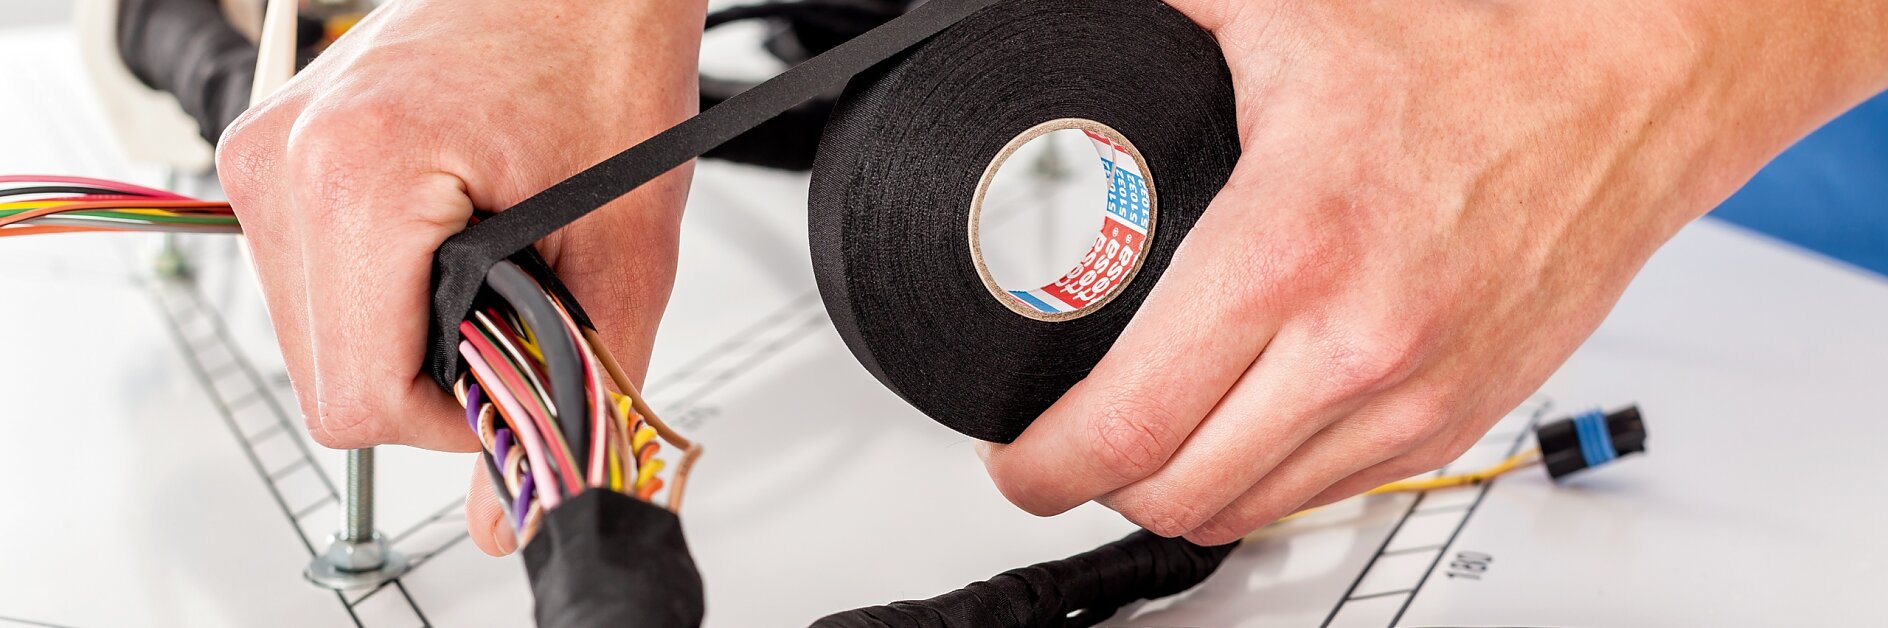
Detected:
[
  {"left": 343, "top": 448, "right": 374, "bottom": 543},
  {"left": 305, "top": 447, "right": 409, "bottom": 589}
]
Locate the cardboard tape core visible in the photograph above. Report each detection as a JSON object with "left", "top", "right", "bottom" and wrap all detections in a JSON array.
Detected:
[{"left": 968, "top": 119, "right": 1158, "bottom": 322}]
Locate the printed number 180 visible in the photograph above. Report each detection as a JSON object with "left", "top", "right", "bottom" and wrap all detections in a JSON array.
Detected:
[{"left": 1445, "top": 551, "right": 1493, "bottom": 581}]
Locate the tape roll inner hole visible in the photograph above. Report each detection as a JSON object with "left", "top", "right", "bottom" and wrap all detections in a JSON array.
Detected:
[{"left": 970, "top": 120, "right": 1158, "bottom": 322}]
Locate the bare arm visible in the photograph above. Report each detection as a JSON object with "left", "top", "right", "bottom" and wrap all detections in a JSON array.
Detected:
[{"left": 982, "top": 0, "right": 1888, "bottom": 544}]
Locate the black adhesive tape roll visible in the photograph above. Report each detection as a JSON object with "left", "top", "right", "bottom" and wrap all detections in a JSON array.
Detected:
[{"left": 811, "top": 0, "right": 1240, "bottom": 443}]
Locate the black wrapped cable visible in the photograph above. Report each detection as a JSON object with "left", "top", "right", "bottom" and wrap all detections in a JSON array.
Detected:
[
  {"left": 115, "top": 0, "right": 320, "bottom": 145},
  {"left": 116, "top": 0, "right": 257, "bottom": 145},
  {"left": 523, "top": 490, "right": 707, "bottom": 628},
  {"left": 113, "top": 0, "right": 878, "bottom": 167},
  {"left": 812, "top": 531, "right": 1239, "bottom": 628},
  {"left": 699, "top": 0, "right": 916, "bottom": 170},
  {"left": 749, "top": 0, "right": 917, "bottom": 64}
]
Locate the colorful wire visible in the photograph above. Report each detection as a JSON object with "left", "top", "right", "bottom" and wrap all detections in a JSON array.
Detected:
[
  {"left": 2, "top": 173, "right": 700, "bottom": 548},
  {"left": 0, "top": 176, "right": 237, "bottom": 236}
]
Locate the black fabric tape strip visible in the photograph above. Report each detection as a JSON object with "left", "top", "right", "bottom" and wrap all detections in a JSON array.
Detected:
[
  {"left": 810, "top": 0, "right": 1240, "bottom": 442},
  {"left": 427, "top": 0, "right": 1006, "bottom": 389},
  {"left": 523, "top": 490, "right": 705, "bottom": 628},
  {"left": 810, "top": 531, "right": 1240, "bottom": 627}
]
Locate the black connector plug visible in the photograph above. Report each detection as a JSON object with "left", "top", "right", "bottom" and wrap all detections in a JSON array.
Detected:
[{"left": 1534, "top": 405, "right": 1647, "bottom": 480}]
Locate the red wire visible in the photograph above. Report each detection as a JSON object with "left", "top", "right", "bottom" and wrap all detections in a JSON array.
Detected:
[
  {"left": 0, "top": 175, "right": 188, "bottom": 199},
  {"left": 460, "top": 320, "right": 585, "bottom": 494}
]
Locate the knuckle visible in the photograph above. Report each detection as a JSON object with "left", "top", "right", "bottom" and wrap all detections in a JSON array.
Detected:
[
  {"left": 308, "top": 387, "right": 387, "bottom": 449},
  {"left": 1316, "top": 328, "right": 1424, "bottom": 397},
  {"left": 1115, "top": 492, "right": 1213, "bottom": 538},
  {"left": 285, "top": 111, "right": 368, "bottom": 174},
  {"left": 1087, "top": 397, "right": 1181, "bottom": 482},
  {"left": 1355, "top": 398, "right": 1451, "bottom": 455},
  {"left": 284, "top": 100, "right": 409, "bottom": 181},
  {"left": 1359, "top": 420, "right": 1431, "bottom": 456},
  {"left": 215, "top": 109, "right": 284, "bottom": 203},
  {"left": 1186, "top": 519, "right": 1247, "bottom": 546},
  {"left": 1190, "top": 500, "right": 1284, "bottom": 545},
  {"left": 1136, "top": 510, "right": 1197, "bottom": 539},
  {"left": 1351, "top": 405, "right": 1434, "bottom": 454},
  {"left": 1400, "top": 442, "right": 1468, "bottom": 476}
]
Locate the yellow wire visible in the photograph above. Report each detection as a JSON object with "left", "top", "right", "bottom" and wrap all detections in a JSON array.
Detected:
[
  {"left": 636, "top": 458, "right": 665, "bottom": 491},
  {"left": 1256, "top": 448, "right": 1542, "bottom": 533},
  {"left": 1363, "top": 448, "right": 1540, "bottom": 495},
  {"left": 631, "top": 424, "right": 656, "bottom": 452},
  {"left": 607, "top": 442, "right": 623, "bottom": 492},
  {"left": 515, "top": 319, "right": 545, "bottom": 363},
  {"left": 0, "top": 201, "right": 189, "bottom": 216},
  {"left": 607, "top": 394, "right": 629, "bottom": 491}
]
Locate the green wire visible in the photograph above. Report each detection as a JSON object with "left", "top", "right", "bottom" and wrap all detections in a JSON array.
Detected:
[{"left": 0, "top": 208, "right": 237, "bottom": 225}]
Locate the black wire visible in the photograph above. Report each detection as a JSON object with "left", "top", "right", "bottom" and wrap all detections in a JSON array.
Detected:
[
  {"left": 0, "top": 185, "right": 156, "bottom": 199},
  {"left": 482, "top": 451, "right": 516, "bottom": 514},
  {"left": 485, "top": 261, "right": 591, "bottom": 494},
  {"left": 704, "top": 0, "right": 901, "bottom": 29}
]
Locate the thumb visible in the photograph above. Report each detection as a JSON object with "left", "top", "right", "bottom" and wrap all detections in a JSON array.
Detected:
[{"left": 466, "top": 459, "right": 518, "bottom": 556}]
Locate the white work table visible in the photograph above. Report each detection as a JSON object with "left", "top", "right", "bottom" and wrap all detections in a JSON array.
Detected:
[{"left": 2, "top": 25, "right": 1884, "bottom": 628}]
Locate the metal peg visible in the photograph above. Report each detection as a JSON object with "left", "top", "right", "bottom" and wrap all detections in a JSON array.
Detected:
[{"left": 304, "top": 448, "right": 409, "bottom": 589}]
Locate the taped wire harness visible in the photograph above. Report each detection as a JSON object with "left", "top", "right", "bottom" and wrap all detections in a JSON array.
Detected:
[{"left": 813, "top": 532, "right": 1238, "bottom": 628}]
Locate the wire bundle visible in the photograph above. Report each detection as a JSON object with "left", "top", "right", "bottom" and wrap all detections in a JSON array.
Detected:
[
  {"left": 1, "top": 173, "right": 699, "bottom": 548},
  {"left": 0, "top": 175, "right": 239, "bottom": 236},
  {"left": 451, "top": 261, "right": 701, "bottom": 545}
]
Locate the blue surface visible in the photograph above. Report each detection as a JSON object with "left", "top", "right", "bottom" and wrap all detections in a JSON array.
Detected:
[{"left": 1709, "top": 91, "right": 1888, "bottom": 277}]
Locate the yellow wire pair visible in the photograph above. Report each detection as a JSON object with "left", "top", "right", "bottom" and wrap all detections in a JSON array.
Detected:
[
  {"left": 605, "top": 392, "right": 664, "bottom": 494},
  {"left": 1256, "top": 448, "right": 1542, "bottom": 534},
  {"left": 1363, "top": 448, "right": 1540, "bottom": 495}
]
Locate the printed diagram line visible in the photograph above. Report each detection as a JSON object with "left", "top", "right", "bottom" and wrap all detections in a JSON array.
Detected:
[
  {"left": 1321, "top": 398, "right": 1553, "bottom": 628},
  {"left": 1387, "top": 401, "right": 1550, "bottom": 626},
  {"left": 650, "top": 292, "right": 830, "bottom": 429},
  {"left": 148, "top": 280, "right": 438, "bottom": 627},
  {"left": 0, "top": 614, "right": 82, "bottom": 628}
]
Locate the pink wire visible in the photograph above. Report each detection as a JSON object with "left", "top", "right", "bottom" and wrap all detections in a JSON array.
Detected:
[
  {"left": 0, "top": 175, "right": 190, "bottom": 199},
  {"left": 461, "top": 341, "right": 563, "bottom": 509},
  {"left": 9, "top": 195, "right": 180, "bottom": 204}
]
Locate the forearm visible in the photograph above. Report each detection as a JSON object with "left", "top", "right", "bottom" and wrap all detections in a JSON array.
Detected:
[
  {"left": 1158, "top": 0, "right": 1885, "bottom": 234},
  {"left": 1663, "top": 0, "right": 1888, "bottom": 194},
  {"left": 1685, "top": 0, "right": 1888, "bottom": 131}
]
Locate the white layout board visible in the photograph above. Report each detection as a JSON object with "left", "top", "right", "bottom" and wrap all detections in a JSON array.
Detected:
[{"left": 3, "top": 24, "right": 1885, "bottom": 628}]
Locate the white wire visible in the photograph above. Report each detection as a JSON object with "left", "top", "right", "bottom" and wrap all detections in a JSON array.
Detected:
[{"left": 251, "top": 0, "right": 300, "bottom": 105}]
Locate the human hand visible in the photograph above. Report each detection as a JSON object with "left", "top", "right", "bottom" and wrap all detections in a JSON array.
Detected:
[
  {"left": 981, "top": 0, "right": 1888, "bottom": 544},
  {"left": 216, "top": 0, "right": 706, "bottom": 555}
]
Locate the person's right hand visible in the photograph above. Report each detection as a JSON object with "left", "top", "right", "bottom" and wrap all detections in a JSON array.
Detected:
[{"left": 216, "top": 0, "right": 707, "bottom": 556}]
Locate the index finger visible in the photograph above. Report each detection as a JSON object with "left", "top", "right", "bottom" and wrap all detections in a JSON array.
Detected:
[{"left": 981, "top": 199, "right": 1282, "bottom": 516}]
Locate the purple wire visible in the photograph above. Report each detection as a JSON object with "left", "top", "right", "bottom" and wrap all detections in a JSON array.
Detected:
[
  {"left": 514, "top": 473, "right": 535, "bottom": 531},
  {"left": 494, "top": 428, "right": 513, "bottom": 467},
  {"left": 464, "top": 382, "right": 484, "bottom": 432}
]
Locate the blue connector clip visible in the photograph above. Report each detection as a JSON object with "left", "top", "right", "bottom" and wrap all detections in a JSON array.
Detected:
[{"left": 1536, "top": 405, "right": 1646, "bottom": 480}]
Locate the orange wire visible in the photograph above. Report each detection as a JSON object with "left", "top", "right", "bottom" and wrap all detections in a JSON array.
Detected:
[{"left": 0, "top": 225, "right": 117, "bottom": 236}]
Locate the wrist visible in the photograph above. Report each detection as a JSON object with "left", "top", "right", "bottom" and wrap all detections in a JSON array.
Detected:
[{"left": 1666, "top": 0, "right": 1888, "bottom": 178}]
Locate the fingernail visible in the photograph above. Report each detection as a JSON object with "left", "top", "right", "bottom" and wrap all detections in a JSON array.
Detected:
[{"left": 496, "top": 526, "right": 518, "bottom": 555}]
